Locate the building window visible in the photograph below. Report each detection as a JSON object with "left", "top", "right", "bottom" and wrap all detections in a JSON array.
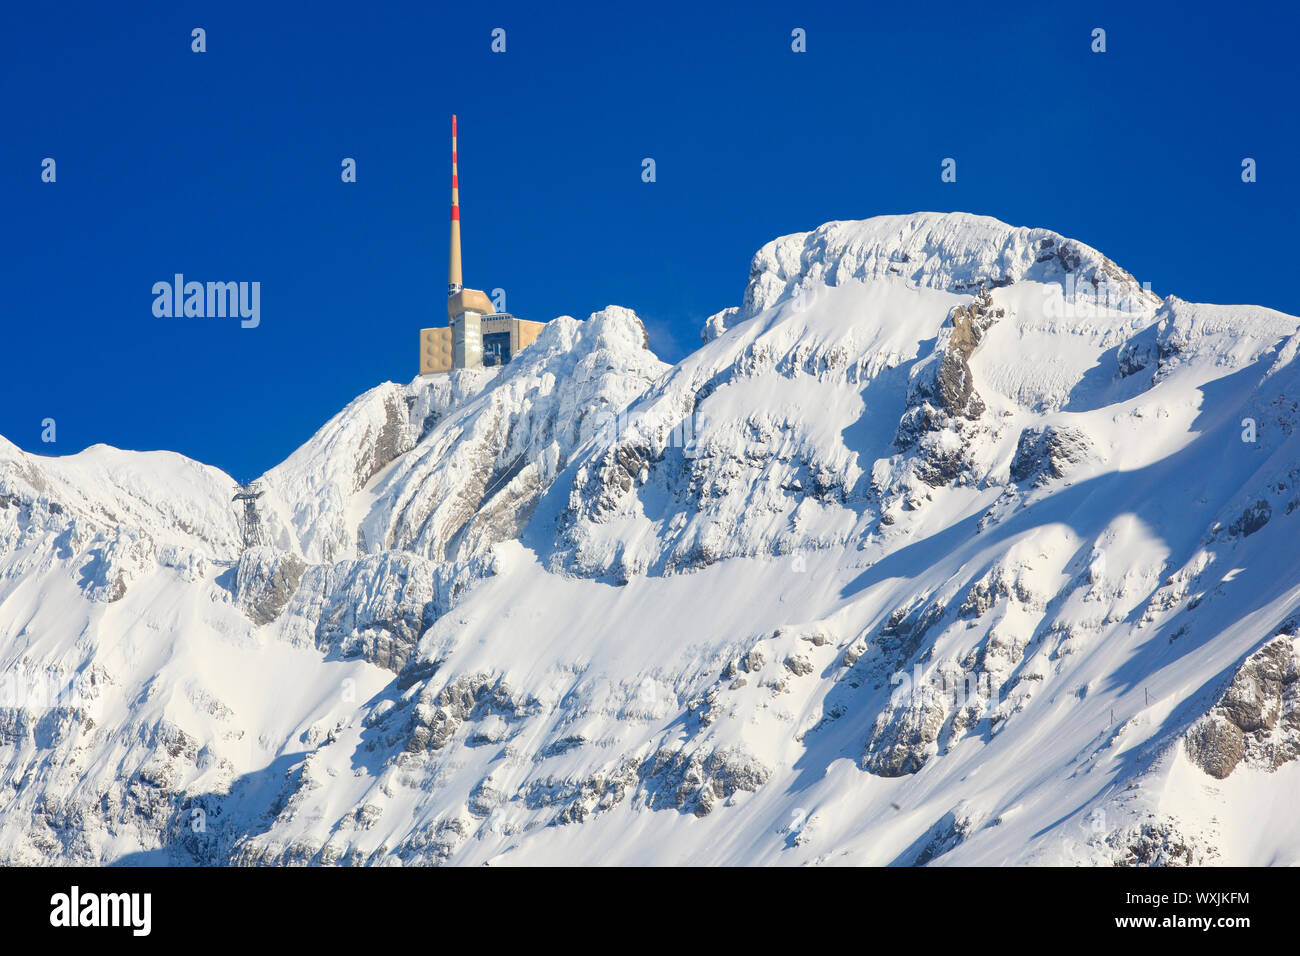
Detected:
[{"left": 483, "top": 331, "right": 512, "bottom": 366}]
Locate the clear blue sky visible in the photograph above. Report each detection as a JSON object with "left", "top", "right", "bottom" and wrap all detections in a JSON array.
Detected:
[{"left": 2, "top": 0, "right": 1296, "bottom": 480}]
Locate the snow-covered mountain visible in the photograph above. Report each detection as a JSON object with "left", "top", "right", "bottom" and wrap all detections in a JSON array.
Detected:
[{"left": 4, "top": 211, "right": 1300, "bottom": 866}]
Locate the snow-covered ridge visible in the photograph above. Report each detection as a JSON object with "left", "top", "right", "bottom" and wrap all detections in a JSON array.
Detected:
[
  {"left": 3, "top": 212, "right": 1300, "bottom": 867},
  {"left": 737, "top": 211, "right": 1160, "bottom": 318},
  {"left": 246, "top": 306, "right": 666, "bottom": 567}
]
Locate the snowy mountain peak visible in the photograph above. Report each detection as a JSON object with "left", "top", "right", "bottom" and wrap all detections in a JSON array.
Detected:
[
  {"left": 249, "top": 305, "right": 665, "bottom": 568},
  {"left": 739, "top": 211, "right": 1160, "bottom": 318},
  {"left": 3, "top": 215, "right": 1300, "bottom": 867}
]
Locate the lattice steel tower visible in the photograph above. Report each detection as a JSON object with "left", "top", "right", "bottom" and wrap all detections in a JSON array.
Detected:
[{"left": 232, "top": 482, "right": 265, "bottom": 550}]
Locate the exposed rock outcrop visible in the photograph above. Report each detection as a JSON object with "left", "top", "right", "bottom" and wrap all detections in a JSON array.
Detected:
[
  {"left": 231, "top": 547, "right": 308, "bottom": 625},
  {"left": 895, "top": 287, "right": 1005, "bottom": 487},
  {"left": 1186, "top": 635, "right": 1300, "bottom": 778},
  {"left": 1009, "top": 425, "right": 1096, "bottom": 486}
]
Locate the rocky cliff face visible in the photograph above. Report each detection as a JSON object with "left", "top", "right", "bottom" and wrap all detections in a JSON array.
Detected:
[
  {"left": 2, "top": 212, "right": 1300, "bottom": 866},
  {"left": 1186, "top": 628, "right": 1300, "bottom": 779}
]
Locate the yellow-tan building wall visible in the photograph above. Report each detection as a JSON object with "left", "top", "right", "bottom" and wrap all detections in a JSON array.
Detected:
[
  {"left": 420, "top": 327, "right": 453, "bottom": 374},
  {"left": 421, "top": 317, "right": 547, "bottom": 374},
  {"left": 515, "top": 319, "right": 545, "bottom": 353},
  {"left": 447, "top": 288, "right": 496, "bottom": 321}
]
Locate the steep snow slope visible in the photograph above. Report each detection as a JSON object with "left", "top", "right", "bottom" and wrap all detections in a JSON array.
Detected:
[{"left": 2, "top": 212, "right": 1299, "bottom": 866}]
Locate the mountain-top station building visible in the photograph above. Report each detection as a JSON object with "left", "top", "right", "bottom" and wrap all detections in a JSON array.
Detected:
[{"left": 420, "top": 115, "right": 545, "bottom": 374}]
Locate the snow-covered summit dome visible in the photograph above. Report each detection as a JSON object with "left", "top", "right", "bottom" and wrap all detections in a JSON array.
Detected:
[{"left": 741, "top": 211, "right": 1160, "bottom": 317}]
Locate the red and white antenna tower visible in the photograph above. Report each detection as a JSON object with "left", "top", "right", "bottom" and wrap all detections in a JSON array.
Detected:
[{"left": 448, "top": 114, "right": 462, "bottom": 296}]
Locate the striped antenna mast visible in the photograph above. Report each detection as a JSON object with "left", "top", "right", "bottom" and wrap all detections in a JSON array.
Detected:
[{"left": 448, "top": 114, "right": 462, "bottom": 296}]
